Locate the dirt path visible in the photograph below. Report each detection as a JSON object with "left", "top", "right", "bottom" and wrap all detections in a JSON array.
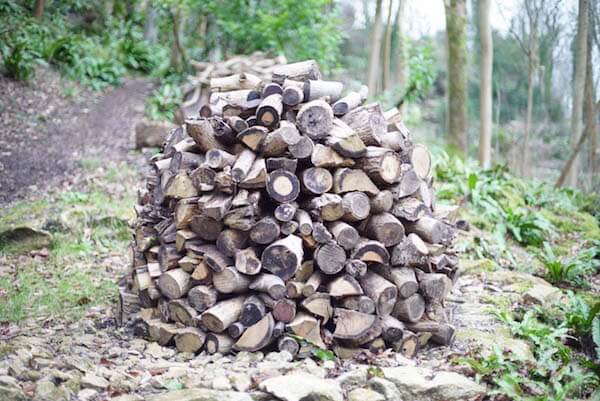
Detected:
[{"left": 0, "top": 73, "right": 154, "bottom": 204}]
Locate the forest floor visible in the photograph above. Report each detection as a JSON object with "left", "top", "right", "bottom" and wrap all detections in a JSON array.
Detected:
[{"left": 0, "top": 68, "right": 598, "bottom": 401}]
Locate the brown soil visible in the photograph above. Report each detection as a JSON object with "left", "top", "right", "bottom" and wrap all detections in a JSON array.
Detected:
[{"left": 0, "top": 67, "right": 154, "bottom": 205}]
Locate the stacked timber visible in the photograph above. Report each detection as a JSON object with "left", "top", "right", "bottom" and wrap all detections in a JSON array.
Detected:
[
  {"left": 122, "top": 59, "right": 459, "bottom": 359},
  {"left": 176, "top": 52, "right": 288, "bottom": 124}
]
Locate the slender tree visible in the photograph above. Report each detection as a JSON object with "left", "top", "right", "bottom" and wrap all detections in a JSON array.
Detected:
[
  {"left": 444, "top": 0, "right": 468, "bottom": 156},
  {"left": 383, "top": 0, "right": 395, "bottom": 91},
  {"left": 566, "top": 0, "right": 589, "bottom": 187},
  {"left": 33, "top": 0, "right": 45, "bottom": 20},
  {"left": 393, "top": 0, "right": 407, "bottom": 90},
  {"left": 478, "top": 0, "right": 493, "bottom": 168},
  {"left": 584, "top": 17, "right": 596, "bottom": 184},
  {"left": 367, "top": 0, "right": 384, "bottom": 95}
]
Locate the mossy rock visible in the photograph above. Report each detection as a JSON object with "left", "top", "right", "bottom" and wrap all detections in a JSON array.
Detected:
[
  {"left": 455, "top": 328, "right": 534, "bottom": 361},
  {"left": 0, "top": 226, "right": 52, "bottom": 254},
  {"left": 460, "top": 258, "right": 496, "bottom": 274}
]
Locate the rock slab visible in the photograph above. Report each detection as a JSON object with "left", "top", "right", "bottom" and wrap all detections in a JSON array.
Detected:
[{"left": 259, "top": 373, "right": 344, "bottom": 401}]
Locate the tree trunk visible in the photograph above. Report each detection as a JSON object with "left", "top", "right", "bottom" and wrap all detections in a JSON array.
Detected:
[
  {"left": 143, "top": 5, "right": 158, "bottom": 44},
  {"left": 170, "top": 6, "right": 188, "bottom": 70},
  {"left": 522, "top": 17, "right": 537, "bottom": 177},
  {"left": 393, "top": 0, "right": 407, "bottom": 92},
  {"left": 383, "top": 0, "right": 395, "bottom": 91},
  {"left": 33, "top": 0, "right": 45, "bottom": 20},
  {"left": 367, "top": 0, "right": 384, "bottom": 95},
  {"left": 584, "top": 22, "right": 596, "bottom": 186},
  {"left": 444, "top": 0, "right": 468, "bottom": 156},
  {"left": 566, "top": 0, "right": 589, "bottom": 187},
  {"left": 478, "top": 0, "right": 493, "bottom": 169}
]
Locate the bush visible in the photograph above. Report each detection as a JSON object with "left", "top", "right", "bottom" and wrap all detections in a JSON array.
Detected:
[{"left": 3, "top": 43, "right": 39, "bottom": 81}]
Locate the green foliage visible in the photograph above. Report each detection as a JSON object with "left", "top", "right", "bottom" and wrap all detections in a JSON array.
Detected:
[
  {"left": 539, "top": 243, "right": 598, "bottom": 287},
  {"left": 3, "top": 42, "right": 39, "bottom": 81},
  {"left": 145, "top": 75, "right": 183, "bottom": 121},
  {"left": 311, "top": 348, "right": 336, "bottom": 362},
  {"left": 404, "top": 41, "right": 436, "bottom": 103},
  {"left": 204, "top": 0, "right": 343, "bottom": 70},
  {"left": 504, "top": 208, "right": 552, "bottom": 247}
]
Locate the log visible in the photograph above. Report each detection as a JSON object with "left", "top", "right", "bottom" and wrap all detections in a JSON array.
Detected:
[
  {"left": 311, "top": 144, "right": 355, "bottom": 168},
  {"left": 364, "top": 212, "right": 405, "bottom": 247},
  {"left": 314, "top": 241, "right": 347, "bottom": 274},
  {"left": 272, "top": 60, "right": 322, "bottom": 84},
  {"left": 158, "top": 244, "right": 180, "bottom": 272},
  {"left": 234, "top": 313, "right": 275, "bottom": 351},
  {"left": 371, "top": 265, "right": 419, "bottom": 299},
  {"left": 286, "top": 281, "right": 306, "bottom": 299},
  {"left": 240, "top": 295, "right": 267, "bottom": 326},
  {"left": 158, "top": 269, "right": 190, "bottom": 299},
  {"left": 381, "top": 315, "right": 405, "bottom": 343},
  {"left": 168, "top": 299, "right": 197, "bottom": 326},
  {"left": 223, "top": 206, "right": 256, "bottom": 231},
  {"left": 261, "top": 235, "right": 304, "bottom": 280},
  {"left": 309, "top": 193, "right": 344, "bottom": 221},
  {"left": 216, "top": 228, "right": 248, "bottom": 257},
  {"left": 225, "top": 116, "right": 249, "bottom": 133},
  {"left": 340, "top": 295, "right": 376, "bottom": 314},
  {"left": 332, "top": 85, "right": 368, "bottom": 116},
  {"left": 358, "top": 271, "right": 398, "bottom": 316},
  {"left": 249, "top": 273, "right": 287, "bottom": 299},
  {"left": 351, "top": 239, "right": 389, "bottom": 264},
  {"left": 392, "top": 330, "right": 419, "bottom": 359},
  {"left": 410, "top": 144, "right": 432, "bottom": 179},
  {"left": 231, "top": 149, "right": 257, "bottom": 182},
  {"left": 390, "top": 165, "right": 421, "bottom": 198},
  {"left": 201, "top": 296, "right": 245, "bottom": 332},
  {"left": 235, "top": 247, "right": 262, "bottom": 275},
  {"left": 327, "top": 274, "right": 363, "bottom": 297},
  {"left": 250, "top": 217, "right": 281, "bottom": 244},
  {"left": 303, "top": 271, "right": 324, "bottom": 297},
  {"left": 303, "top": 80, "right": 344, "bottom": 102},
  {"left": 190, "top": 214, "right": 223, "bottom": 241},
  {"left": 191, "top": 166, "right": 216, "bottom": 192},
  {"left": 301, "top": 167, "right": 333, "bottom": 195},
  {"left": 175, "top": 200, "right": 198, "bottom": 229},
  {"left": 356, "top": 147, "right": 402, "bottom": 184},
  {"left": 328, "top": 221, "right": 359, "bottom": 250},
  {"left": 344, "top": 259, "right": 367, "bottom": 277},
  {"left": 288, "top": 135, "right": 314, "bottom": 159},
  {"left": 164, "top": 171, "right": 197, "bottom": 199},
  {"left": 175, "top": 230, "right": 198, "bottom": 253},
  {"left": 187, "top": 285, "right": 218, "bottom": 312},
  {"left": 341, "top": 191, "right": 371, "bottom": 222},
  {"left": 256, "top": 94, "right": 283, "bottom": 128},
  {"left": 210, "top": 73, "right": 262, "bottom": 92},
  {"left": 312, "top": 222, "right": 333, "bottom": 244},
  {"left": 417, "top": 272, "right": 449, "bottom": 303},
  {"left": 274, "top": 202, "right": 297, "bottom": 222},
  {"left": 405, "top": 320, "right": 455, "bottom": 346},
  {"left": 333, "top": 308, "right": 382, "bottom": 345},
  {"left": 228, "top": 322, "right": 246, "bottom": 339},
  {"left": 281, "top": 220, "right": 298, "bottom": 235},
  {"left": 272, "top": 298, "right": 297, "bottom": 323},
  {"left": 203, "top": 247, "right": 233, "bottom": 272},
  {"left": 209, "top": 117, "right": 237, "bottom": 147},
  {"left": 340, "top": 103, "right": 386, "bottom": 146},
  {"left": 174, "top": 327, "right": 206, "bottom": 353},
  {"left": 391, "top": 234, "right": 429, "bottom": 267},
  {"left": 325, "top": 119, "right": 366, "bottom": 158},
  {"left": 301, "top": 293, "right": 333, "bottom": 324},
  {"left": 392, "top": 293, "right": 425, "bottom": 323},
  {"left": 206, "top": 149, "right": 236, "bottom": 169},
  {"left": 333, "top": 168, "right": 379, "bottom": 195},
  {"left": 391, "top": 197, "right": 428, "bottom": 222},
  {"left": 266, "top": 157, "right": 298, "bottom": 173},
  {"left": 296, "top": 100, "right": 334, "bottom": 139},
  {"left": 213, "top": 266, "right": 251, "bottom": 294},
  {"left": 186, "top": 118, "right": 227, "bottom": 152},
  {"left": 205, "top": 333, "right": 234, "bottom": 354},
  {"left": 295, "top": 260, "right": 314, "bottom": 282},
  {"left": 282, "top": 85, "right": 304, "bottom": 106},
  {"left": 266, "top": 169, "right": 301, "bottom": 203},
  {"left": 262, "top": 82, "right": 283, "bottom": 97},
  {"left": 278, "top": 336, "right": 300, "bottom": 355},
  {"left": 369, "top": 190, "right": 394, "bottom": 214},
  {"left": 404, "top": 216, "right": 455, "bottom": 245},
  {"left": 295, "top": 209, "right": 313, "bottom": 235}
]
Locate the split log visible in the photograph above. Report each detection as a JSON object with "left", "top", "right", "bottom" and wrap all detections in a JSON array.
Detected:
[
  {"left": 332, "top": 85, "right": 368, "bottom": 116},
  {"left": 392, "top": 293, "right": 425, "bottom": 323},
  {"left": 205, "top": 333, "right": 234, "bottom": 354},
  {"left": 325, "top": 119, "right": 366, "bottom": 158},
  {"left": 344, "top": 259, "right": 367, "bottom": 277},
  {"left": 266, "top": 169, "right": 301, "bottom": 203},
  {"left": 301, "top": 293, "right": 333, "bottom": 323},
  {"left": 333, "top": 168, "right": 379, "bottom": 196},
  {"left": 223, "top": 206, "right": 256, "bottom": 231},
  {"left": 235, "top": 247, "right": 262, "bottom": 275},
  {"left": 201, "top": 296, "right": 245, "bottom": 332},
  {"left": 391, "top": 330, "right": 419, "bottom": 359},
  {"left": 296, "top": 100, "right": 334, "bottom": 139},
  {"left": 237, "top": 126, "right": 268, "bottom": 151},
  {"left": 191, "top": 165, "right": 216, "bottom": 192},
  {"left": 203, "top": 247, "right": 233, "bottom": 272},
  {"left": 209, "top": 117, "right": 237, "bottom": 146},
  {"left": 231, "top": 149, "right": 257, "bottom": 182},
  {"left": 261, "top": 235, "right": 304, "bottom": 280},
  {"left": 216, "top": 229, "right": 248, "bottom": 257},
  {"left": 186, "top": 118, "right": 226, "bottom": 152},
  {"left": 359, "top": 272, "right": 398, "bottom": 316},
  {"left": 311, "top": 144, "right": 355, "bottom": 168},
  {"left": 266, "top": 157, "right": 298, "bottom": 173},
  {"left": 168, "top": 299, "right": 197, "bottom": 326},
  {"left": 312, "top": 222, "right": 333, "bottom": 243},
  {"left": 225, "top": 116, "right": 249, "bottom": 133},
  {"left": 249, "top": 273, "right": 286, "bottom": 299},
  {"left": 240, "top": 295, "right": 267, "bottom": 326},
  {"left": 158, "top": 269, "right": 190, "bottom": 299},
  {"left": 174, "top": 327, "right": 206, "bottom": 353},
  {"left": 287, "top": 312, "right": 325, "bottom": 348},
  {"left": 314, "top": 241, "right": 347, "bottom": 274},
  {"left": 356, "top": 147, "right": 402, "bottom": 184},
  {"left": 158, "top": 244, "right": 180, "bottom": 272},
  {"left": 364, "top": 212, "right": 405, "bottom": 247},
  {"left": 301, "top": 167, "right": 333, "bottom": 195},
  {"left": 391, "top": 198, "right": 428, "bottom": 222},
  {"left": 351, "top": 239, "right": 389, "bottom": 264},
  {"left": 369, "top": 190, "right": 394, "bottom": 214},
  {"left": 187, "top": 285, "right": 218, "bottom": 312},
  {"left": 191, "top": 261, "right": 212, "bottom": 282},
  {"left": 234, "top": 313, "right": 275, "bottom": 351},
  {"left": 272, "top": 60, "right": 322, "bottom": 84},
  {"left": 286, "top": 281, "right": 306, "bottom": 299},
  {"left": 190, "top": 214, "right": 223, "bottom": 241},
  {"left": 327, "top": 274, "right": 363, "bottom": 297},
  {"left": 391, "top": 234, "right": 429, "bottom": 267},
  {"left": 303, "top": 271, "right": 324, "bottom": 297},
  {"left": 213, "top": 266, "right": 251, "bottom": 294},
  {"left": 340, "top": 103, "right": 386, "bottom": 146}
]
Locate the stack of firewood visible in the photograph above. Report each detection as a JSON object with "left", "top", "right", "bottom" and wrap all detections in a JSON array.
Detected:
[
  {"left": 176, "top": 52, "right": 288, "bottom": 124},
  {"left": 122, "top": 59, "right": 460, "bottom": 359}
]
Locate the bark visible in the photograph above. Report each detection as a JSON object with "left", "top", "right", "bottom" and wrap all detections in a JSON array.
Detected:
[
  {"left": 367, "top": 0, "right": 385, "bottom": 95},
  {"left": 566, "top": 0, "right": 589, "bottom": 187},
  {"left": 393, "top": 0, "right": 407, "bottom": 91},
  {"left": 383, "top": 0, "right": 395, "bottom": 91},
  {"left": 585, "top": 17, "right": 597, "bottom": 184},
  {"left": 478, "top": 0, "right": 493, "bottom": 169},
  {"left": 33, "top": 0, "right": 45, "bottom": 20},
  {"left": 444, "top": 0, "right": 468, "bottom": 156}
]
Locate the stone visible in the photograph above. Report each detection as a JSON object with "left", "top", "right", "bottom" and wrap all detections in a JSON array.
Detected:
[
  {"left": 0, "top": 375, "right": 19, "bottom": 387},
  {"left": 212, "top": 375, "right": 233, "bottom": 391},
  {"left": 522, "top": 283, "right": 562, "bottom": 306},
  {"left": 35, "top": 379, "right": 57, "bottom": 400},
  {"left": 459, "top": 258, "right": 496, "bottom": 274},
  {"left": 135, "top": 119, "right": 177, "bottom": 149},
  {"left": 0, "top": 384, "right": 26, "bottom": 401},
  {"left": 367, "top": 377, "right": 402, "bottom": 401},
  {"left": 455, "top": 328, "right": 534, "bottom": 361},
  {"left": 382, "top": 366, "right": 486, "bottom": 401},
  {"left": 334, "top": 366, "right": 368, "bottom": 388},
  {"left": 348, "top": 388, "right": 385, "bottom": 401},
  {"left": 147, "top": 388, "right": 253, "bottom": 401},
  {"left": 0, "top": 226, "right": 52, "bottom": 253},
  {"left": 259, "top": 373, "right": 343, "bottom": 401},
  {"left": 230, "top": 373, "right": 252, "bottom": 392},
  {"left": 146, "top": 342, "right": 175, "bottom": 359},
  {"left": 77, "top": 389, "right": 98, "bottom": 401},
  {"left": 111, "top": 394, "right": 144, "bottom": 401},
  {"left": 81, "top": 373, "right": 110, "bottom": 390},
  {"left": 265, "top": 351, "right": 293, "bottom": 363}
]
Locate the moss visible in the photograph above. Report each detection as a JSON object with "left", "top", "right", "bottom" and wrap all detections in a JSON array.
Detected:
[
  {"left": 455, "top": 328, "right": 534, "bottom": 361},
  {"left": 540, "top": 209, "right": 600, "bottom": 240},
  {"left": 0, "top": 199, "right": 50, "bottom": 232},
  {"left": 460, "top": 258, "right": 496, "bottom": 274}
]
